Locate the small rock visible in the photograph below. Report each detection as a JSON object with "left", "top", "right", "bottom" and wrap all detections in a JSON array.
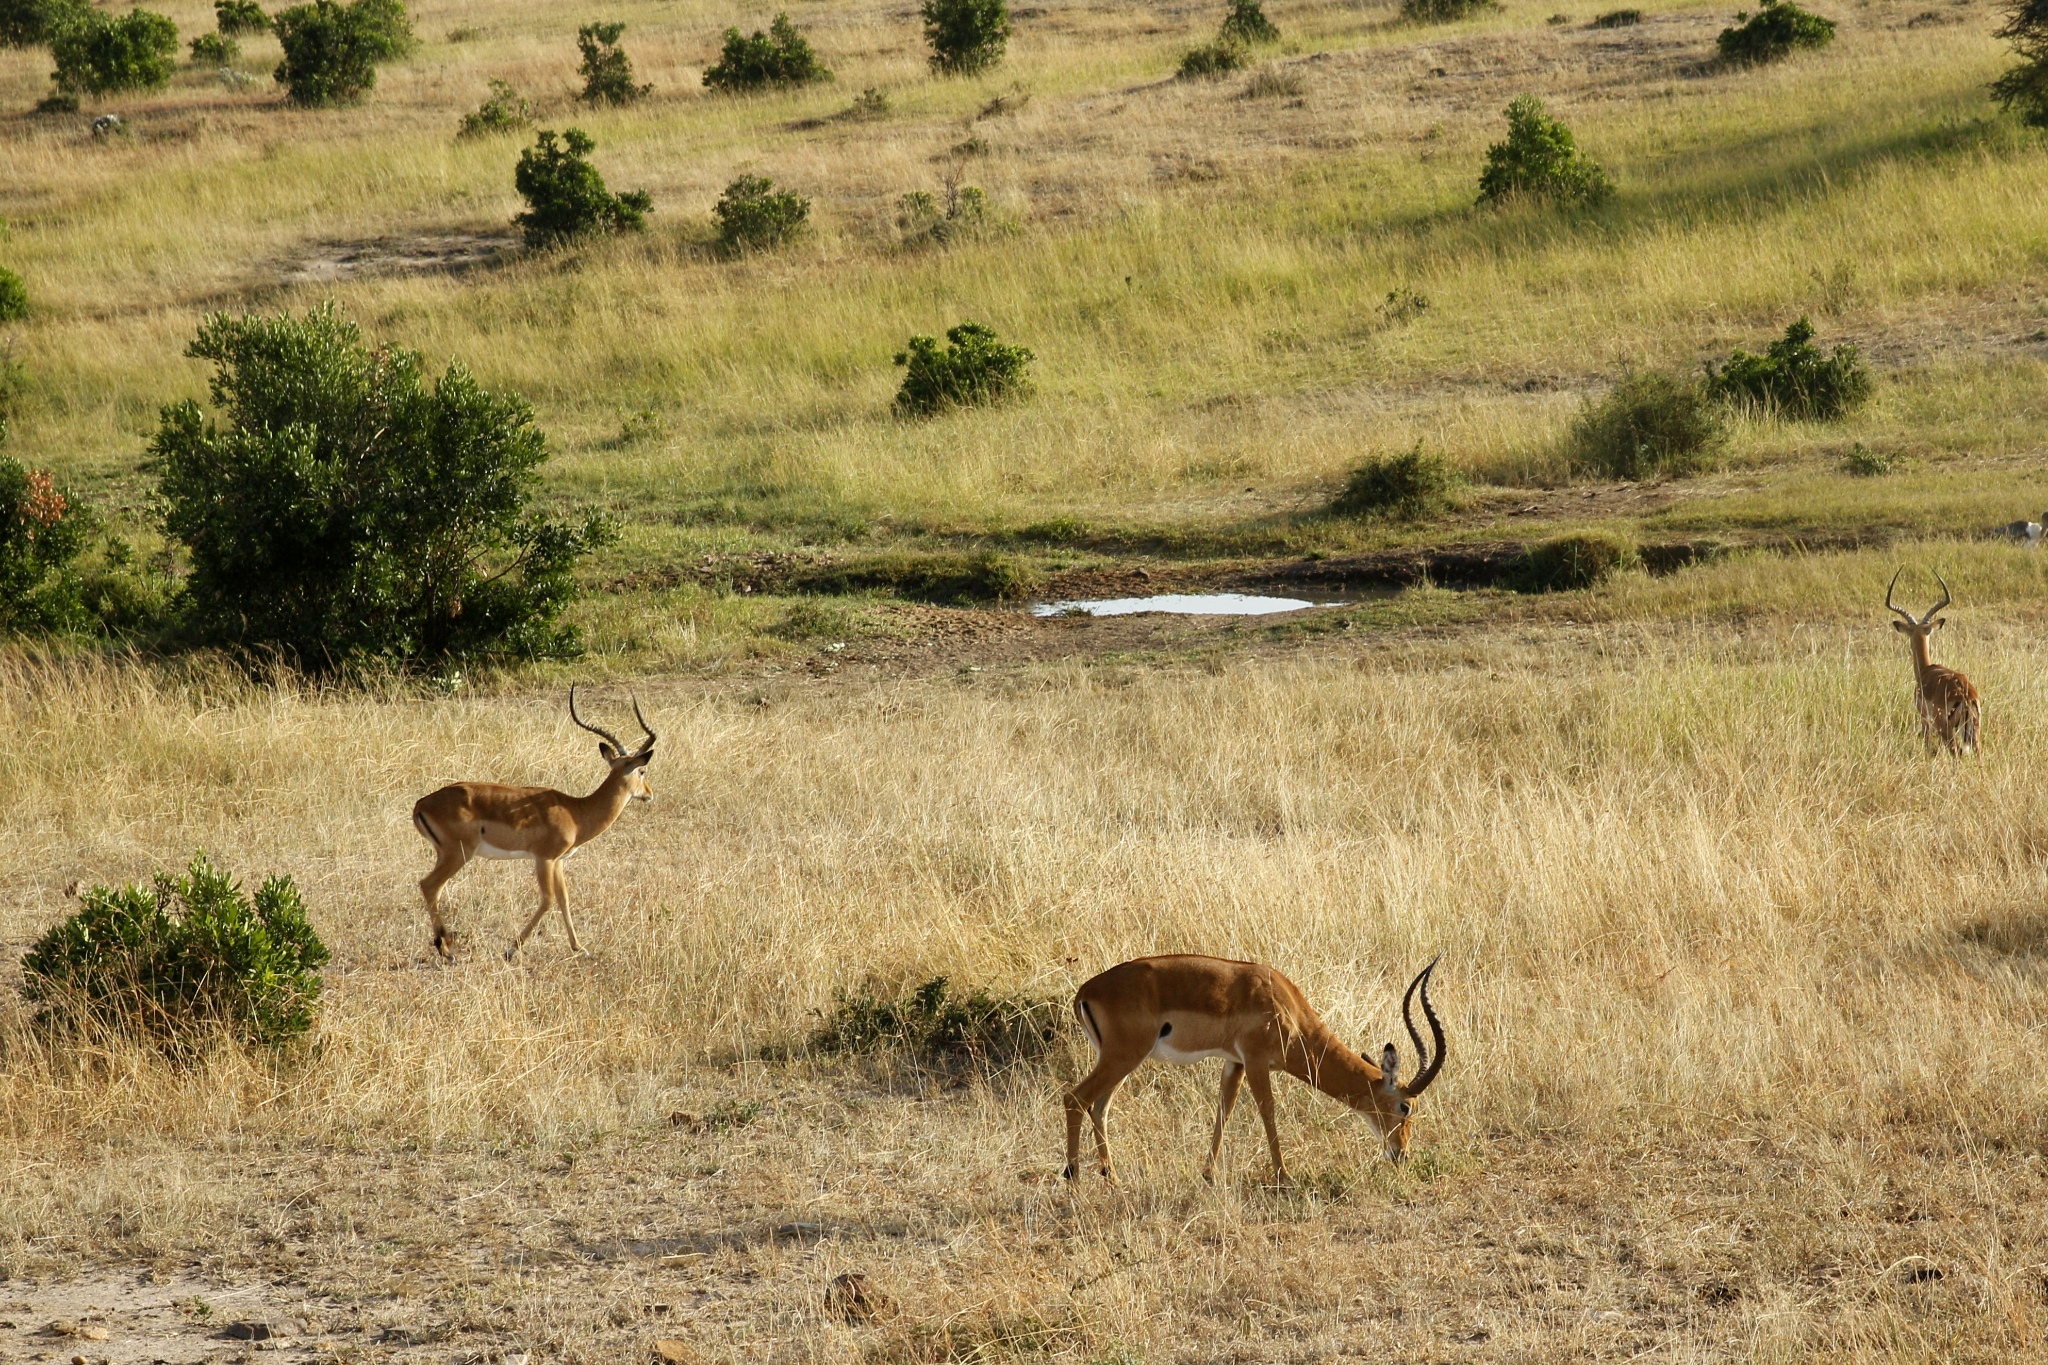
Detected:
[
  {"left": 45, "top": 1318, "right": 81, "bottom": 1337},
  {"left": 220, "top": 1320, "right": 273, "bottom": 1340},
  {"left": 651, "top": 1341, "right": 700, "bottom": 1363},
  {"left": 79, "top": 1326, "right": 109, "bottom": 1341},
  {"left": 825, "top": 1272, "right": 898, "bottom": 1325}
]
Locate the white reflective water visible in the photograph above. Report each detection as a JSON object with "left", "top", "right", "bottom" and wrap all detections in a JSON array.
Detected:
[{"left": 1031, "top": 593, "right": 1340, "bottom": 618}]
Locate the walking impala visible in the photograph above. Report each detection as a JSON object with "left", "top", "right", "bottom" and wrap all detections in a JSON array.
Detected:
[
  {"left": 1064, "top": 955, "right": 1446, "bottom": 1183},
  {"left": 411, "top": 689, "right": 656, "bottom": 961},
  {"left": 1887, "top": 569, "right": 1980, "bottom": 755}
]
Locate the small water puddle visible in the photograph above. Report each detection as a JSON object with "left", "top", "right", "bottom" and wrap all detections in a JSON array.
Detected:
[{"left": 1031, "top": 592, "right": 1346, "bottom": 618}]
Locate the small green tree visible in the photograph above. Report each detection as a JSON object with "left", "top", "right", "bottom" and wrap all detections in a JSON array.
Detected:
[
  {"left": 347, "top": 0, "right": 411, "bottom": 57},
  {"left": 513, "top": 127, "right": 653, "bottom": 246},
  {"left": 50, "top": 8, "right": 179, "bottom": 97},
  {"left": 214, "top": 0, "right": 269, "bottom": 34},
  {"left": 22, "top": 854, "right": 328, "bottom": 1050},
  {"left": 923, "top": 0, "right": 1009, "bottom": 73},
  {"left": 0, "top": 455, "right": 97, "bottom": 632},
  {"left": 1178, "top": 40, "right": 1246, "bottom": 77},
  {"left": 894, "top": 322, "right": 1033, "bottom": 416},
  {"left": 1477, "top": 94, "right": 1613, "bottom": 205},
  {"left": 578, "top": 20, "right": 649, "bottom": 103},
  {"left": 1992, "top": 0, "right": 2048, "bottom": 126},
  {"left": 1716, "top": 0, "right": 1834, "bottom": 64},
  {"left": 1218, "top": 0, "right": 1278, "bottom": 44},
  {"left": 1569, "top": 370, "right": 1724, "bottom": 478},
  {"left": 703, "top": 12, "right": 830, "bottom": 90},
  {"left": 0, "top": 0, "right": 90, "bottom": 46},
  {"left": 272, "top": 0, "right": 377, "bottom": 104},
  {"left": 150, "top": 302, "right": 615, "bottom": 670},
  {"left": 457, "top": 78, "right": 532, "bottom": 137},
  {"left": 713, "top": 174, "right": 810, "bottom": 252},
  {"left": 189, "top": 29, "right": 237, "bottom": 62},
  {"left": 0, "top": 265, "right": 26, "bottom": 322},
  {"left": 1706, "top": 317, "right": 1870, "bottom": 420}
]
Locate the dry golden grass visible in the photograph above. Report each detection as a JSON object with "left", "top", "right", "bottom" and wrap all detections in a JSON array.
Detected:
[{"left": 4, "top": 545, "right": 2048, "bottom": 1358}]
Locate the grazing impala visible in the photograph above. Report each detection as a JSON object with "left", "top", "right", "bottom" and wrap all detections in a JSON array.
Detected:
[
  {"left": 1064, "top": 954, "right": 1445, "bottom": 1184},
  {"left": 412, "top": 689, "right": 656, "bottom": 962},
  {"left": 1887, "top": 569, "right": 1980, "bottom": 755}
]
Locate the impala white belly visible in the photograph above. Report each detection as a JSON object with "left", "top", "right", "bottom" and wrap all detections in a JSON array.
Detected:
[
  {"left": 475, "top": 841, "right": 532, "bottom": 861},
  {"left": 1150, "top": 1039, "right": 1239, "bottom": 1066}
]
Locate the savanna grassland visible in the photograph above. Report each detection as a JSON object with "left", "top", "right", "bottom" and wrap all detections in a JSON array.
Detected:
[{"left": 4, "top": 0, "right": 2048, "bottom": 1357}]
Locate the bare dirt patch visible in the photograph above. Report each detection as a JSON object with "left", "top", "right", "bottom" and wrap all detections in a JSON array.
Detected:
[
  {"left": 280, "top": 232, "right": 520, "bottom": 286},
  {"left": 0, "top": 1271, "right": 342, "bottom": 1364}
]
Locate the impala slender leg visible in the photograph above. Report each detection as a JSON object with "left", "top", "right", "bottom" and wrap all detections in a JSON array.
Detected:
[
  {"left": 1202, "top": 1062, "right": 1245, "bottom": 1184},
  {"left": 1245, "top": 1065, "right": 1287, "bottom": 1184},
  {"left": 1088, "top": 1089, "right": 1119, "bottom": 1183},
  {"left": 419, "top": 843, "right": 468, "bottom": 960},
  {"left": 506, "top": 859, "right": 556, "bottom": 962},
  {"left": 553, "top": 863, "right": 582, "bottom": 953},
  {"left": 1063, "top": 1058, "right": 1133, "bottom": 1182}
]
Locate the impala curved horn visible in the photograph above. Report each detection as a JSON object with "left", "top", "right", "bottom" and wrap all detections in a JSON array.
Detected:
[
  {"left": 568, "top": 685, "right": 627, "bottom": 753},
  {"left": 1399, "top": 956, "right": 1446, "bottom": 1099},
  {"left": 1884, "top": 568, "right": 1917, "bottom": 627},
  {"left": 1922, "top": 573, "right": 1953, "bottom": 626},
  {"left": 630, "top": 692, "right": 657, "bottom": 756}
]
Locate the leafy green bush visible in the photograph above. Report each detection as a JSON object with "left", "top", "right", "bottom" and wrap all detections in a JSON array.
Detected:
[
  {"left": 712, "top": 174, "right": 810, "bottom": 253},
  {"left": 457, "top": 77, "right": 531, "bottom": 137},
  {"left": 347, "top": 0, "right": 410, "bottom": 57},
  {"left": 702, "top": 12, "right": 830, "bottom": 90},
  {"left": 0, "top": 455, "right": 98, "bottom": 632},
  {"left": 272, "top": 0, "right": 387, "bottom": 105},
  {"left": 513, "top": 127, "right": 653, "bottom": 246},
  {"left": 149, "top": 302, "right": 616, "bottom": 671},
  {"left": 810, "top": 976, "right": 1066, "bottom": 1072},
  {"left": 1841, "top": 442, "right": 1893, "bottom": 476},
  {"left": 22, "top": 854, "right": 327, "bottom": 1050},
  {"left": 1402, "top": 0, "right": 1499, "bottom": 21},
  {"left": 1219, "top": 0, "right": 1279, "bottom": 43},
  {"left": 214, "top": 0, "right": 268, "bottom": 34},
  {"left": 1569, "top": 370, "right": 1724, "bottom": 479},
  {"left": 898, "top": 183, "right": 988, "bottom": 243},
  {"left": 0, "top": 0, "right": 89, "bottom": 46},
  {"left": 846, "top": 85, "right": 889, "bottom": 118},
  {"left": 923, "top": 0, "right": 1009, "bottom": 73},
  {"left": 578, "top": 20, "right": 648, "bottom": 104},
  {"left": 1705, "top": 317, "right": 1870, "bottom": 420},
  {"left": 1515, "top": 530, "right": 1640, "bottom": 592},
  {"left": 51, "top": 8, "right": 178, "bottom": 97},
  {"left": 795, "top": 548, "right": 1042, "bottom": 603},
  {"left": 1178, "top": 40, "right": 1246, "bottom": 77},
  {"left": 894, "top": 321, "right": 1033, "bottom": 416},
  {"left": 1717, "top": 0, "right": 1834, "bottom": 64},
  {"left": 1332, "top": 444, "right": 1457, "bottom": 519},
  {"left": 1478, "top": 94, "right": 1613, "bottom": 205},
  {"left": 1993, "top": 0, "right": 2048, "bottom": 127},
  {"left": 0, "top": 266, "right": 25, "bottom": 322},
  {"left": 189, "top": 29, "right": 236, "bottom": 62},
  {"left": 1591, "top": 7, "right": 1641, "bottom": 23}
]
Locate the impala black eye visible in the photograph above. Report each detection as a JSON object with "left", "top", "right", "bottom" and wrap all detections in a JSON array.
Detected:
[{"left": 1399, "top": 1102, "right": 1412, "bottom": 1117}]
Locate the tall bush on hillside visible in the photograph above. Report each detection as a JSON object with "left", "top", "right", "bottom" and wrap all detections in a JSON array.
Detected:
[
  {"left": 1477, "top": 95, "right": 1613, "bottom": 205},
  {"left": 150, "top": 302, "right": 616, "bottom": 671},
  {"left": 513, "top": 128, "right": 652, "bottom": 246},
  {"left": 894, "top": 322, "right": 1033, "bottom": 416},
  {"left": 1570, "top": 370, "right": 1725, "bottom": 478},
  {"left": 1, "top": 0, "right": 89, "bottom": 47},
  {"left": 22, "top": 854, "right": 328, "bottom": 1050},
  {"left": 189, "top": 30, "right": 238, "bottom": 63},
  {"left": 271, "top": 0, "right": 378, "bottom": 104},
  {"left": 923, "top": 0, "right": 1009, "bottom": 73},
  {"left": 51, "top": 9, "right": 179, "bottom": 97},
  {"left": 1716, "top": 0, "right": 1834, "bottom": 64},
  {"left": 457, "top": 78, "right": 532, "bottom": 137},
  {"left": 578, "top": 20, "right": 649, "bottom": 104},
  {"left": 703, "top": 12, "right": 830, "bottom": 90},
  {"left": 1992, "top": 0, "right": 2048, "bottom": 126},
  {"left": 1706, "top": 317, "right": 1870, "bottom": 419},
  {"left": 0, "top": 454, "right": 97, "bottom": 632},
  {"left": 713, "top": 174, "right": 810, "bottom": 252},
  {"left": 347, "top": 0, "right": 411, "bottom": 58},
  {"left": 1219, "top": 0, "right": 1279, "bottom": 44},
  {"left": 1332, "top": 445, "right": 1457, "bottom": 519},
  {"left": 214, "top": 0, "right": 269, "bottom": 34}
]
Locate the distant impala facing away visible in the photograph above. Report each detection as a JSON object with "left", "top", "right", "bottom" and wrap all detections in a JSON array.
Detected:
[
  {"left": 412, "top": 689, "right": 656, "bottom": 961},
  {"left": 1887, "top": 569, "right": 1980, "bottom": 756},
  {"left": 1064, "top": 955, "right": 1446, "bottom": 1183}
]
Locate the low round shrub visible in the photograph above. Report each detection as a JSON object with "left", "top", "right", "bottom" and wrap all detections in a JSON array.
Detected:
[
  {"left": 457, "top": 78, "right": 531, "bottom": 137},
  {"left": 712, "top": 174, "right": 810, "bottom": 253},
  {"left": 1331, "top": 444, "right": 1458, "bottom": 519},
  {"left": 702, "top": 12, "right": 830, "bottom": 91},
  {"left": 1, "top": 0, "right": 90, "bottom": 47},
  {"left": 0, "top": 454, "right": 99, "bottom": 631},
  {"left": 893, "top": 321, "right": 1033, "bottom": 416},
  {"left": 22, "top": 853, "right": 327, "bottom": 1050},
  {"left": 1478, "top": 94, "right": 1613, "bottom": 205},
  {"left": 1515, "top": 530, "right": 1640, "bottom": 592},
  {"left": 514, "top": 127, "right": 653, "bottom": 246},
  {"left": 1570, "top": 370, "right": 1725, "bottom": 479},
  {"left": 808, "top": 976, "right": 1066, "bottom": 1074},
  {"left": 923, "top": 0, "right": 1009, "bottom": 74},
  {"left": 1592, "top": 7, "right": 1642, "bottom": 24},
  {"left": 51, "top": 8, "right": 179, "bottom": 97},
  {"left": 1717, "top": 0, "right": 1834, "bottom": 65},
  {"left": 347, "top": 0, "right": 410, "bottom": 58},
  {"left": 1178, "top": 40, "right": 1247, "bottom": 78},
  {"left": 1403, "top": 0, "right": 1499, "bottom": 21},
  {"left": 214, "top": 0, "right": 269, "bottom": 34},
  {"left": 189, "top": 29, "right": 237, "bottom": 62},
  {"left": 0, "top": 265, "right": 26, "bottom": 322},
  {"left": 1219, "top": 0, "right": 1279, "bottom": 44},
  {"left": 272, "top": 0, "right": 378, "bottom": 105},
  {"left": 1705, "top": 317, "right": 1870, "bottom": 420}
]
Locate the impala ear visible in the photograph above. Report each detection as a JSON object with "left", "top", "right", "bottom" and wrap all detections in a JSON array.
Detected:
[
  {"left": 1380, "top": 1042, "right": 1400, "bottom": 1086},
  {"left": 1931, "top": 617, "right": 1946, "bottom": 632},
  {"left": 598, "top": 741, "right": 620, "bottom": 760},
  {"left": 1891, "top": 620, "right": 1910, "bottom": 633}
]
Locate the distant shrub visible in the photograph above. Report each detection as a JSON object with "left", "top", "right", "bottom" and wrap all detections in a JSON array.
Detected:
[
  {"left": 702, "top": 12, "right": 830, "bottom": 91},
  {"left": 189, "top": 29, "right": 237, "bottom": 62},
  {"left": 51, "top": 8, "right": 179, "bottom": 97},
  {"left": 347, "top": 0, "right": 411, "bottom": 58},
  {"left": 1178, "top": 40, "right": 1247, "bottom": 77},
  {"left": 514, "top": 127, "right": 653, "bottom": 247},
  {"left": 712, "top": 174, "right": 810, "bottom": 253},
  {"left": 1841, "top": 442, "right": 1893, "bottom": 476},
  {"left": 898, "top": 182, "right": 988, "bottom": 243},
  {"left": 22, "top": 854, "right": 327, "bottom": 1050},
  {"left": 1570, "top": 370, "right": 1724, "bottom": 479},
  {"left": 1379, "top": 286, "right": 1429, "bottom": 324},
  {"left": 1515, "top": 530, "right": 1640, "bottom": 592},
  {"left": 1403, "top": 0, "right": 1499, "bottom": 21},
  {"left": 810, "top": 976, "right": 1066, "bottom": 1072},
  {"left": 1, "top": 0, "right": 89, "bottom": 46},
  {"left": 1992, "top": 0, "right": 2048, "bottom": 126},
  {"left": 214, "top": 0, "right": 268, "bottom": 33},
  {"left": 151, "top": 302, "right": 615, "bottom": 670},
  {"left": 923, "top": 0, "right": 1009, "bottom": 74},
  {"left": 846, "top": 85, "right": 889, "bottom": 118},
  {"left": 0, "top": 455, "right": 98, "bottom": 632},
  {"left": 1717, "top": 0, "right": 1834, "bottom": 64},
  {"left": 1241, "top": 64, "right": 1302, "bottom": 97},
  {"left": 894, "top": 321, "right": 1033, "bottom": 417},
  {"left": 1591, "top": 6, "right": 1641, "bottom": 23},
  {"left": 0, "top": 266, "right": 25, "bottom": 322},
  {"left": 1706, "top": 317, "right": 1870, "bottom": 420},
  {"left": 1479, "top": 94, "right": 1613, "bottom": 205},
  {"left": 457, "top": 78, "right": 532, "bottom": 137},
  {"left": 1332, "top": 444, "right": 1457, "bottom": 519},
  {"left": 1219, "top": 0, "right": 1279, "bottom": 43},
  {"left": 578, "top": 20, "right": 649, "bottom": 104},
  {"left": 272, "top": 0, "right": 381, "bottom": 105}
]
